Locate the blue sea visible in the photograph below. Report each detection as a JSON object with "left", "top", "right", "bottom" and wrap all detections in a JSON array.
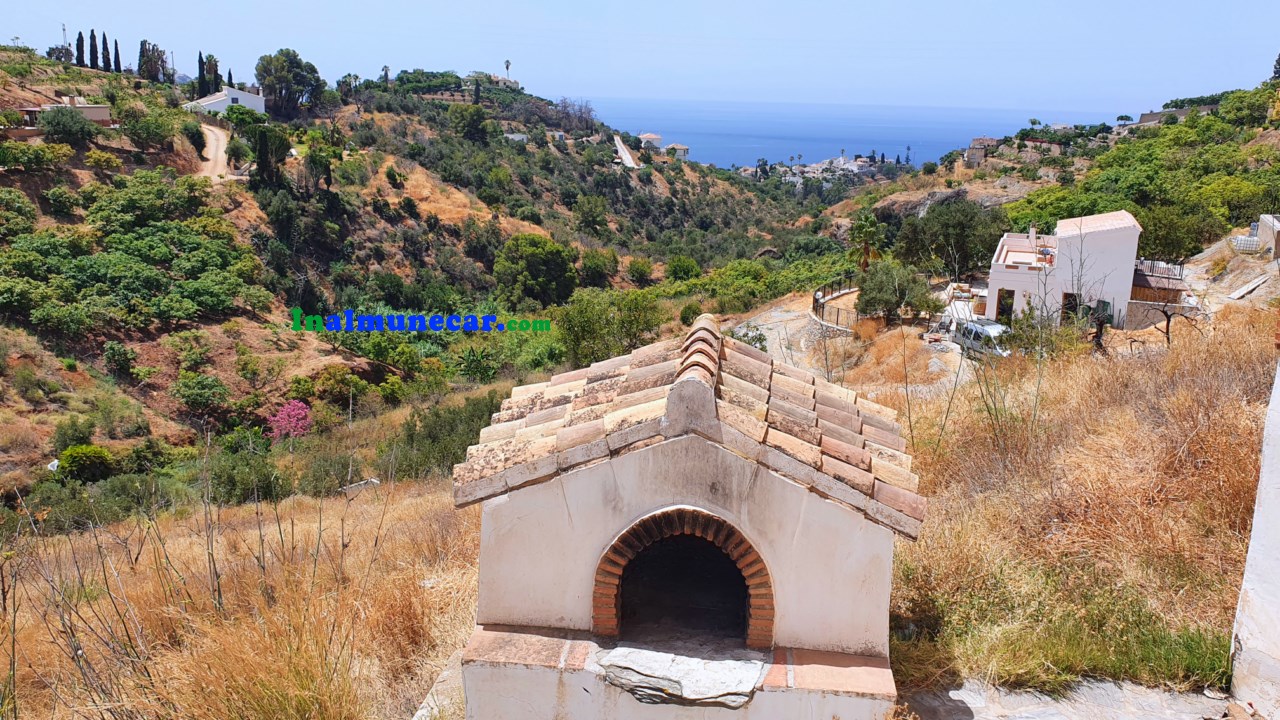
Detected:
[{"left": 590, "top": 97, "right": 1114, "bottom": 168}]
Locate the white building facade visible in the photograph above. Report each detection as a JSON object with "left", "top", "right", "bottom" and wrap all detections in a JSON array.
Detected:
[
  {"left": 183, "top": 86, "right": 266, "bottom": 115},
  {"left": 983, "top": 210, "right": 1142, "bottom": 326}
]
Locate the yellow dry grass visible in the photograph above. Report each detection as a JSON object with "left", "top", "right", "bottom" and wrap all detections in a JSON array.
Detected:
[
  {"left": 889, "top": 305, "right": 1272, "bottom": 692},
  {"left": 0, "top": 482, "right": 479, "bottom": 719}
]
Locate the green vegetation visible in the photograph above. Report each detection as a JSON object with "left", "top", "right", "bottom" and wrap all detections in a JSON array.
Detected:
[{"left": 1005, "top": 81, "right": 1280, "bottom": 260}]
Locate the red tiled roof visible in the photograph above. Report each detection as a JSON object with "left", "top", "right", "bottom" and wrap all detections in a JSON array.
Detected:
[{"left": 451, "top": 315, "right": 926, "bottom": 539}]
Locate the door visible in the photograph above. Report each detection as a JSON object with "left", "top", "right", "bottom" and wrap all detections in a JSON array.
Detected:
[{"left": 995, "top": 289, "right": 1015, "bottom": 324}]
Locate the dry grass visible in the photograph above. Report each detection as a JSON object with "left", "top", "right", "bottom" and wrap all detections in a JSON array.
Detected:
[
  {"left": 889, "top": 305, "right": 1272, "bottom": 693},
  {"left": 0, "top": 482, "right": 478, "bottom": 719}
]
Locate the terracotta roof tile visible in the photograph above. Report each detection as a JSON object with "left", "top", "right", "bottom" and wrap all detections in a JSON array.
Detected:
[{"left": 452, "top": 313, "right": 926, "bottom": 539}]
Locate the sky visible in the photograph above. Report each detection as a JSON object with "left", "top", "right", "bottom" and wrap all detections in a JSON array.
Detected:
[{"left": 7, "top": 0, "right": 1279, "bottom": 117}]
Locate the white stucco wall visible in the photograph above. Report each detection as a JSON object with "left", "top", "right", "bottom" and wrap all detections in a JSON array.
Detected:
[
  {"left": 463, "top": 663, "right": 892, "bottom": 720},
  {"left": 984, "top": 224, "right": 1140, "bottom": 324},
  {"left": 1261, "top": 215, "right": 1278, "bottom": 256},
  {"left": 1233, "top": 360, "right": 1280, "bottom": 716},
  {"left": 185, "top": 87, "right": 266, "bottom": 115},
  {"left": 475, "top": 434, "right": 896, "bottom": 656}
]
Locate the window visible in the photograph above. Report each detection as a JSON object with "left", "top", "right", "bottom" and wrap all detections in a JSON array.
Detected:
[{"left": 231, "top": 97, "right": 240, "bottom": 105}]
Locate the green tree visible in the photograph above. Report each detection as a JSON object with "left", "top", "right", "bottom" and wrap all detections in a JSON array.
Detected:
[
  {"left": 38, "top": 106, "right": 99, "bottom": 148},
  {"left": 447, "top": 103, "right": 490, "bottom": 143},
  {"left": 101, "top": 33, "right": 110, "bottom": 72},
  {"left": 122, "top": 114, "right": 173, "bottom": 151},
  {"left": 89, "top": 30, "right": 98, "bottom": 69},
  {"left": 627, "top": 257, "right": 653, "bottom": 285},
  {"left": 1219, "top": 87, "right": 1274, "bottom": 128},
  {"left": 580, "top": 247, "right": 619, "bottom": 287},
  {"left": 245, "top": 124, "right": 291, "bottom": 185},
  {"left": 557, "top": 288, "right": 667, "bottom": 367},
  {"left": 494, "top": 233, "right": 578, "bottom": 309},
  {"left": 856, "top": 259, "right": 939, "bottom": 323},
  {"left": 1117, "top": 114, "right": 1133, "bottom": 123},
  {"left": 197, "top": 51, "right": 207, "bottom": 96},
  {"left": 894, "top": 200, "right": 1009, "bottom": 280},
  {"left": 573, "top": 194, "right": 608, "bottom": 237},
  {"left": 254, "top": 48, "right": 325, "bottom": 119},
  {"left": 58, "top": 445, "right": 114, "bottom": 484},
  {"left": 75, "top": 32, "right": 84, "bottom": 67},
  {"left": 113, "top": 40, "right": 121, "bottom": 73},
  {"left": 172, "top": 371, "right": 230, "bottom": 415},
  {"left": 0, "top": 188, "right": 38, "bottom": 239},
  {"left": 667, "top": 255, "right": 701, "bottom": 281},
  {"left": 1136, "top": 204, "right": 1225, "bottom": 262}
]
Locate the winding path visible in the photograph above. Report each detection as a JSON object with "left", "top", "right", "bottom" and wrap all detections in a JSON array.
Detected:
[{"left": 197, "top": 123, "right": 230, "bottom": 181}]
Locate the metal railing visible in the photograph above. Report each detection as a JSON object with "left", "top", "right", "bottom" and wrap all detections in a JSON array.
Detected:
[
  {"left": 1135, "top": 258, "right": 1185, "bottom": 279},
  {"left": 811, "top": 273, "right": 860, "bottom": 329}
]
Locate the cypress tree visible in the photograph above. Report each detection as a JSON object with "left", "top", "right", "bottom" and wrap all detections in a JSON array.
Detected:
[
  {"left": 226, "top": 69, "right": 233, "bottom": 87},
  {"left": 101, "top": 33, "right": 110, "bottom": 72},
  {"left": 89, "top": 30, "right": 98, "bottom": 69},
  {"left": 75, "top": 32, "right": 85, "bottom": 67},
  {"left": 197, "top": 51, "right": 207, "bottom": 97},
  {"left": 113, "top": 40, "right": 121, "bottom": 72}
]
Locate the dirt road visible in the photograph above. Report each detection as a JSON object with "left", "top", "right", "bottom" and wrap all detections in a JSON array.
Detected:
[{"left": 197, "top": 124, "right": 230, "bottom": 181}]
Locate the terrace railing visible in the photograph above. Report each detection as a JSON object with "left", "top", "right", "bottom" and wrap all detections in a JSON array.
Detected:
[
  {"left": 811, "top": 273, "right": 860, "bottom": 329},
  {"left": 1135, "top": 258, "right": 1185, "bottom": 279}
]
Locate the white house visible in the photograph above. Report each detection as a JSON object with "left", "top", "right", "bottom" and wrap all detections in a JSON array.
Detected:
[
  {"left": 665, "top": 143, "right": 689, "bottom": 160},
  {"left": 638, "top": 132, "right": 662, "bottom": 149},
  {"left": 983, "top": 210, "right": 1142, "bottom": 327},
  {"left": 1259, "top": 214, "right": 1279, "bottom": 255},
  {"left": 183, "top": 86, "right": 266, "bottom": 115},
  {"left": 448, "top": 316, "right": 925, "bottom": 720}
]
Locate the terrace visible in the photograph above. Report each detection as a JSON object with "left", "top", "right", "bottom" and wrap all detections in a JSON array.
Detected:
[{"left": 992, "top": 229, "right": 1057, "bottom": 269}]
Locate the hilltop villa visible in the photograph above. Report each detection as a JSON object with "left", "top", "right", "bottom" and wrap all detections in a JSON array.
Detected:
[{"left": 182, "top": 86, "right": 266, "bottom": 115}]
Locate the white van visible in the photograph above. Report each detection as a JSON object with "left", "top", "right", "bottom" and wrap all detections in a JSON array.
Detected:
[{"left": 955, "top": 319, "right": 1011, "bottom": 358}]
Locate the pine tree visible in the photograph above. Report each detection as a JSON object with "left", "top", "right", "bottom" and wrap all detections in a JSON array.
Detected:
[
  {"left": 101, "top": 33, "right": 110, "bottom": 72},
  {"left": 1274, "top": 51, "right": 1280, "bottom": 81},
  {"left": 75, "top": 32, "right": 84, "bottom": 67},
  {"left": 89, "top": 30, "right": 98, "bottom": 69},
  {"left": 113, "top": 40, "right": 121, "bottom": 72},
  {"left": 197, "top": 51, "right": 207, "bottom": 97}
]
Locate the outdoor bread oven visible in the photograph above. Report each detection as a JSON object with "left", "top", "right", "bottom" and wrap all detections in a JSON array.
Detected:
[{"left": 450, "top": 315, "right": 926, "bottom": 719}]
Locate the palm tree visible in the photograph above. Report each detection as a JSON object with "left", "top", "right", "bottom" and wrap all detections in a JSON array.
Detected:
[
  {"left": 848, "top": 211, "right": 886, "bottom": 272},
  {"left": 1028, "top": 118, "right": 1041, "bottom": 127},
  {"left": 505, "top": 59, "right": 511, "bottom": 78}
]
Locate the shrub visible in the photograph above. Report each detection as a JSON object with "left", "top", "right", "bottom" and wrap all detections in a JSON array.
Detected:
[
  {"left": 680, "top": 300, "right": 703, "bottom": 326},
  {"left": 209, "top": 450, "right": 287, "bottom": 504},
  {"left": 84, "top": 149, "right": 122, "bottom": 172},
  {"left": 921, "top": 161, "right": 938, "bottom": 175},
  {"left": 628, "top": 257, "right": 653, "bottom": 285},
  {"left": 580, "top": 247, "right": 619, "bottom": 288},
  {"left": 667, "top": 255, "right": 701, "bottom": 281},
  {"left": 101, "top": 338, "right": 136, "bottom": 379},
  {"left": 399, "top": 196, "right": 420, "bottom": 220},
  {"left": 122, "top": 114, "right": 173, "bottom": 151},
  {"left": 43, "top": 186, "right": 81, "bottom": 215},
  {"left": 172, "top": 371, "right": 230, "bottom": 414},
  {"left": 181, "top": 120, "right": 206, "bottom": 156},
  {"left": 58, "top": 444, "right": 114, "bottom": 483},
  {"left": 53, "top": 415, "right": 96, "bottom": 453},
  {"left": 383, "top": 390, "right": 503, "bottom": 478},
  {"left": 38, "top": 106, "right": 98, "bottom": 147},
  {"left": 299, "top": 450, "right": 360, "bottom": 496},
  {"left": 0, "top": 187, "right": 38, "bottom": 239}
]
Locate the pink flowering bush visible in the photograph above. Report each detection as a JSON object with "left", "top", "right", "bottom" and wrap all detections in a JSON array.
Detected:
[{"left": 267, "top": 399, "right": 312, "bottom": 440}]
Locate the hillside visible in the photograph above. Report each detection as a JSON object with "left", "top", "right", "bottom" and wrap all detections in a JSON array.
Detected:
[{"left": 2, "top": 38, "right": 1280, "bottom": 718}]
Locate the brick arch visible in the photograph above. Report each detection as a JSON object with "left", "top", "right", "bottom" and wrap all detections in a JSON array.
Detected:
[{"left": 592, "top": 507, "right": 774, "bottom": 649}]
